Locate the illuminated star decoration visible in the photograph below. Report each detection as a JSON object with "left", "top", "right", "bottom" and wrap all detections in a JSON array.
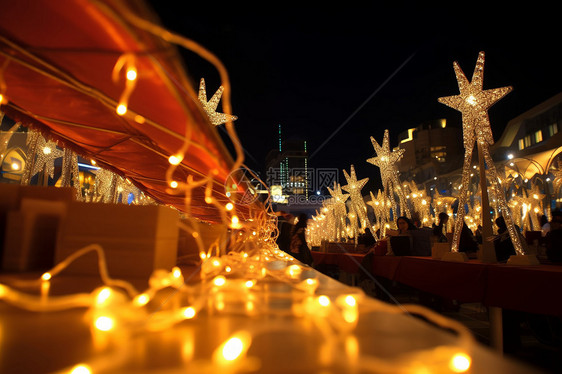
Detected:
[
  {"left": 438, "top": 51, "right": 523, "bottom": 255},
  {"left": 553, "top": 160, "right": 562, "bottom": 194},
  {"left": 60, "top": 148, "right": 82, "bottom": 200},
  {"left": 367, "top": 129, "right": 411, "bottom": 219},
  {"left": 327, "top": 182, "right": 350, "bottom": 241},
  {"left": 198, "top": 78, "right": 238, "bottom": 126},
  {"left": 341, "top": 165, "right": 370, "bottom": 231},
  {"left": 30, "top": 137, "right": 64, "bottom": 180},
  {"left": 367, "top": 190, "right": 388, "bottom": 240}
]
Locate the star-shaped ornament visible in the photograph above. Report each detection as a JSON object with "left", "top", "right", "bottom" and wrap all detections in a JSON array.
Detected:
[
  {"left": 438, "top": 51, "right": 512, "bottom": 147},
  {"left": 341, "top": 165, "right": 368, "bottom": 195},
  {"left": 327, "top": 181, "right": 349, "bottom": 204},
  {"left": 198, "top": 78, "right": 238, "bottom": 126},
  {"left": 367, "top": 129, "right": 405, "bottom": 172},
  {"left": 30, "top": 137, "right": 64, "bottom": 179}
]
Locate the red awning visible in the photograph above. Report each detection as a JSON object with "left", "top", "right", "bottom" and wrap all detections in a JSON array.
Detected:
[{"left": 0, "top": 0, "right": 262, "bottom": 223}]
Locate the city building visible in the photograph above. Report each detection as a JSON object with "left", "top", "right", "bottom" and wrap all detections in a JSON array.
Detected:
[
  {"left": 491, "top": 92, "right": 562, "bottom": 207},
  {"left": 264, "top": 124, "right": 310, "bottom": 203},
  {"left": 395, "top": 118, "right": 464, "bottom": 193}
]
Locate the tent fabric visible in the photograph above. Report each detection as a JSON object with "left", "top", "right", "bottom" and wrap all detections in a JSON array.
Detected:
[
  {"left": 0, "top": 0, "right": 261, "bottom": 223},
  {"left": 505, "top": 146, "right": 562, "bottom": 180}
]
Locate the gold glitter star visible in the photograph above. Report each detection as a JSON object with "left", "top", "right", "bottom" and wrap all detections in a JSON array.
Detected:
[
  {"left": 30, "top": 137, "right": 64, "bottom": 179},
  {"left": 367, "top": 129, "right": 410, "bottom": 218},
  {"left": 438, "top": 51, "right": 512, "bottom": 147},
  {"left": 198, "top": 78, "right": 238, "bottom": 126},
  {"left": 438, "top": 51, "right": 523, "bottom": 255},
  {"left": 341, "top": 165, "right": 370, "bottom": 230}
]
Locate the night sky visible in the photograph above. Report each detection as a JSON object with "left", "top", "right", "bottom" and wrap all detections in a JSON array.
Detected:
[{"left": 146, "top": 3, "right": 562, "bottom": 192}]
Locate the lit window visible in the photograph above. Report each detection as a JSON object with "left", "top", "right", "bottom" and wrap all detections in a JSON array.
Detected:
[
  {"left": 518, "top": 138, "right": 525, "bottom": 150},
  {"left": 549, "top": 123, "right": 558, "bottom": 136},
  {"left": 534, "top": 130, "right": 543, "bottom": 143},
  {"left": 524, "top": 135, "right": 531, "bottom": 148}
]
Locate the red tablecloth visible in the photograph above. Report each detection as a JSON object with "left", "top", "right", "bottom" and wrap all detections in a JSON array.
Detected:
[
  {"left": 311, "top": 251, "right": 366, "bottom": 274},
  {"left": 369, "top": 256, "right": 562, "bottom": 316}
]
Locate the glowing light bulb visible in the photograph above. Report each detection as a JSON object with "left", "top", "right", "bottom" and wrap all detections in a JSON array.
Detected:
[
  {"left": 11, "top": 162, "right": 19, "bottom": 170},
  {"left": 318, "top": 295, "right": 330, "bottom": 307},
  {"left": 466, "top": 95, "right": 477, "bottom": 105},
  {"left": 42, "top": 147, "right": 52, "bottom": 155},
  {"left": 126, "top": 68, "right": 137, "bottom": 81},
  {"left": 213, "top": 276, "right": 226, "bottom": 287},
  {"left": 134, "top": 293, "right": 149, "bottom": 306},
  {"left": 170, "top": 181, "right": 178, "bottom": 188},
  {"left": 183, "top": 307, "right": 196, "bottom": 319},
  {"left": 0, "top": 93, "right": 5, "bottom": 104},
  {"left": 245, "top": 280, "right": 255, "bottom": 288},
  {"left": 222, "top": 337, "right": 244, "bottom": 361},
  {"left": 344, "top": 295, "right": 356, "bottom": 307},
  {"left": 41, "top": 272, "right": 52, "bottom": 281},
  {"left": 168, "top": 154, "right": 182, "bottom": 165},
  {"left": 205, "top": 196, "right": 213, "bottom": 204},
  {"left": 225, "top": 202, "right": 234, "bottom": 211},
  {"left": 96, "top": 287, "right": 111, "bottom": 305},
  {"left": 172, "top": 267, "right": 182, "bottom": 278},
  {"left": 70, "top": 364, "right": 92, "bottom": 374},
  {"left": 116, "top": 104, "right": 127, "bottom": 115},
  {"left": 94, "top": 316, "right": 114, "bottom": 331},
  {"left": 449, "top": 353, "right": 471, "bottom": 372}
]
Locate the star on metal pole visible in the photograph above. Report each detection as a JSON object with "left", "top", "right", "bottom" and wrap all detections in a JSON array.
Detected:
[
  {"left": 367, "top": 129, "right": 411, "bottom": 219},
  {"left": 328, "top": 181, "right": 350, "bottom": 241},
  {"left": 198, "top": 78, "right": 238, "bottom": 126},
  {"left": 438, "top": 51, "right": 525, "bottom": 258},
  {"left": 341, "top": 165, "right": 370, "bottom": 231}
]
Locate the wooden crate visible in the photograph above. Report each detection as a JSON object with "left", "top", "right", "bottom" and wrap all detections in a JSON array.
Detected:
[{"left": 55, "top": 202, "right": 180, "bottom": 282}]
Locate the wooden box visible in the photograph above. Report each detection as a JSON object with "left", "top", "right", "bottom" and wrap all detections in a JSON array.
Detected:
[{"left": 55, "top": 202, "right": 180, "bottom": 281}]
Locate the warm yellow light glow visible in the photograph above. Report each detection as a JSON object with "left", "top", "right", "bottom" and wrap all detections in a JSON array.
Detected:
[
  {"left": 170, "top": 181, "right": 178, "bottom": 188},
  {"left": 225, "top": 202, "right": 234, "bottom": 211},
  {"left": 0, "top": 94, "right": 5, "bottom": 104},
  {"left": 96, "top": 287, "right": 111, "bottom": 305},
  {"left": 344, "top": 295, "right": 356, "bottom": 307},
  {"left": 70, "top": 364, "right": 92, "bottom": 374},
  {"left": 466, "top": 95, "right": 477, "bottom": 105},
  {"left": 172, "top": 267, "right": 182, "bottom": 278},
  {"left": 11, "top": 162, "right": 19, "bottom": 170},
  {"left": 213, "top": 276, "right": 226, "bottom": 287},
  {"left": 116, "top": 104, "right": 127, "bottom": 115},
  {"left": 222, "top": 337, "right": 244, "bottom": 361},
  {"left": 183, "top": 307, "right": 196, "bottom": 319},
  {"left": 449, "top": 353, "right": 471, "bottom": 372},
  {"left": 318, "top": 295, "right": 330, "bottom": 307},
  {"left": 41, "top": 272, "right": 52, "bottom": 281},
  {"left": 134, "top": 293, "right": 149, "bottom": 306},
  {"left": 42, "top": 146, "right": 52, "bottom": 155},
  {"left": 168, "top": 154, "right": 182, "bottom": 165},
  {"left": 126, "top": 68, "right": 137, "bottom": 81},
  {"left": 225, "top": 266, "right": 232, "bottom": 273},
  {"left": 94, "top": 316, "right": 114, "bottom": 331},
  {"left": 230, "top": 215, "right": 242, "bottom": 229},
  {"left": 134, "top": 115, "right": 145, "bottom": 124},
  {"left": 245, "top": 280, "right": 255, "bottom": 288},
  {"left": 205, "top": 196, "right": 213, "bottom": 204}
]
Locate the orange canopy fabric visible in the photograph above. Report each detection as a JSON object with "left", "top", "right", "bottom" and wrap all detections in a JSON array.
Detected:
[{"left": 0, "top": 0, "right": 261, "bottom": 223}]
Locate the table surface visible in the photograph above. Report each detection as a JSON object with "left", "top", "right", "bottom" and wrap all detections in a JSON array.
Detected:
[
  {"left": 0, "top": 264, "right": 540, "bottom": 373},
  {"left": 366, "top": 255, "right": 562, "bottom": 316}
]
